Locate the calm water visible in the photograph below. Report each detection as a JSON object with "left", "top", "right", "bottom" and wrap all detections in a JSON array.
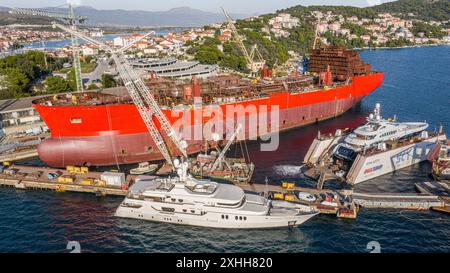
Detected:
[
  {"left": 1, "top": 45, "right": 449, "bottom": 253},
  {"left": 23, "top": 30, "right": 175, "bottom": 50}
]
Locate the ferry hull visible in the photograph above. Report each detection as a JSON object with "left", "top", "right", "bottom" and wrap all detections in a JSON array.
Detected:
[{"left": 34, "top": 73, "right": 384, "bottom": 167}]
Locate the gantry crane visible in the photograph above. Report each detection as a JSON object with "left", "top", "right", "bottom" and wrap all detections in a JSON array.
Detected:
[
  {"left": 52, "top": 23, "right": 187, "bottom": 167},
  {"left": 221, "top": 8, "right": 265, "bottom": 76},
  {"left": 10, "top": 4, "right": 87, "bottom": 91}
]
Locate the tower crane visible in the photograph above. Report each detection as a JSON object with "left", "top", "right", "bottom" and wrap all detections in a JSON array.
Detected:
[
  {"left": 312, "top": 16, "right": 322, "bottom": 50},
  {"left": 10, "top": 4, "right": 86, "bottom": 92},
  {"left": 221, "top": 8, "right": 265, "bottom": 76},
  {"left": 52, "top": 23, "right": 188, "bottom": 167}
]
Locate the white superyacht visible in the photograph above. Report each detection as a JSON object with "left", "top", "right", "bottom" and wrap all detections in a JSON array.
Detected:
[
  {"left": 115, "top": 160, "right": 318, "bottom": 229},
  {"left": 304, "top": 103, "right": 446, "bottom": 184},
  {"left": 333, "top": 103, "right": 429, "bottom": 161}
]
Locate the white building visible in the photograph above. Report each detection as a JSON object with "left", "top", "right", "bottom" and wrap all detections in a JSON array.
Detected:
[{"left": 82, "top": 45, "right": 98, "bottom": 56}]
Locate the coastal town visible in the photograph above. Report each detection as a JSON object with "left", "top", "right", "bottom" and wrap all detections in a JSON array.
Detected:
[{"left": 1, "top": 9, "right": 450, "bottom": 55}]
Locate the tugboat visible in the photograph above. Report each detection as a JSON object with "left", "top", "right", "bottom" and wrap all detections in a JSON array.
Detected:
[
  {"left": 130, "top": 162, "right": 159, "bottom": 175},
  {"left": 115, "top": 159, "right": 318, "bottom": 229},
  {"left": 304, "top": 104, "right": 446, "bottom": 185}
]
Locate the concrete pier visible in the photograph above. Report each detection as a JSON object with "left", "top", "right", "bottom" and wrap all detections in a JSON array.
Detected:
[
  {"left": 352, "top": 192, "right": 445, "bottom": 209},
  {"left": 0, "top": 165, "right": 134, "bottom": 196}
]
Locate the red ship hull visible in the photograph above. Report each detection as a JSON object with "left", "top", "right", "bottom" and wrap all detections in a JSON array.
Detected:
[{"left": 33, "top": 73, "right": 384, "bottom": 167}]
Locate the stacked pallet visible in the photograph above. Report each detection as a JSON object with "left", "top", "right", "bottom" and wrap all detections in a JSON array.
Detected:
[{"left": 308, "top": 45, "right": 371, "bottom": 79}]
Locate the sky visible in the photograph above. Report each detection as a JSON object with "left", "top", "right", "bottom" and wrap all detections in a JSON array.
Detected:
[{"left": 0, "top": 0, "right": 395, "bottom": 13}]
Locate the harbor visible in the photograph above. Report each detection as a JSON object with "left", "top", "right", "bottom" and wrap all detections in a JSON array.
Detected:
[
  {"left": 0, "top": 1, "right": 449, "bottom": 253},
  {"left": 0, "top": 45, "right": 448, "bottom": 253},
  {"left": 1, "top": 158, "right": 449, "bottom": 221}
]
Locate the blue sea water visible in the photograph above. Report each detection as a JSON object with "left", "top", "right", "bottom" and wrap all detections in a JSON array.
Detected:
[
  {"left": 0, "top": 45, "right": 449, "bottom": 253},
  {"left": 23, "top": 29, "right": 177, "bottom": 50}
]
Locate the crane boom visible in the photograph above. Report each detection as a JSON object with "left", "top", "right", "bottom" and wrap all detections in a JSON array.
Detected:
[
  {"left": 210, "top": 124, "right": 242, "bottom": 172},
  {"left": 53, "top": 23, "right": 188, "bottom": 165},
  {"left": 9, "top": 7, "right": 87, "bottom": 23},
  {"left": 221, "top": 8, "right": 265, "bottom": 75}
]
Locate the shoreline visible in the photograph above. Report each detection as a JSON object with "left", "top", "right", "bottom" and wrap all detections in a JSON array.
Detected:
[{"left": 354, "top": 43, "right": 449, "bottom": 51}]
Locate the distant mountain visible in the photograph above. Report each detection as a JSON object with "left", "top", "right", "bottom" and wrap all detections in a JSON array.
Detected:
[
  {"left": 0, "top": 8, "right": 54, "bottom": 26},
  {"left": 0, "top": 6, "right": 251, "bottom": 27}
]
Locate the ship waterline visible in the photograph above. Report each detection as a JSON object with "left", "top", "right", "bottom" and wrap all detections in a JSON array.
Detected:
[{"left": 34, "top": 73, "right": 383, "bottom": 167}]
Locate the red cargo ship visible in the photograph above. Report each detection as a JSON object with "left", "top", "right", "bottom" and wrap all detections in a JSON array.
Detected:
[{"left": 33, "top": 46, "right": 384, "bottom": 167}]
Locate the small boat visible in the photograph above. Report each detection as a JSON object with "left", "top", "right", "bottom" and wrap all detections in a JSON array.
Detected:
[
  {"left": 130, "top": 162, "right": 159, "bottom": 175},
  {"left": 297, "top": 192, "right": 317, "bottom": 202}
]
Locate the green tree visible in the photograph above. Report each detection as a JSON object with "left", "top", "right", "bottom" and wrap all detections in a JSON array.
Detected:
[
  {"left": 0, "top": 68, "right": 29, "bottom": 99},
  {"left": 87, "top": 83, "right": 98, "bottom": 90},
  {"left": 44, "top": 76, "right": 71, "bottom": 93},
  {"left": 101, "top": 74, "right": 117, "bottom": 88}
]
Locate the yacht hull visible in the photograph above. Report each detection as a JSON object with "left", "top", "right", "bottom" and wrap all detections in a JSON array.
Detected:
[
  {"left": 347, "top": 134, "right": 447, "bottom": 184},
  {"left": 115, "top": 200, "right": 318, "bottom": 229}
]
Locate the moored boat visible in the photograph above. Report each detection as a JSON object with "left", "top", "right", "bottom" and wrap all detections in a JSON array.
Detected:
[
  {"left": 130, "top": 162, "right": 159, "bottom": 175},
  {"left": 115, "top": 159, "right": 319, "bottom": 229}
]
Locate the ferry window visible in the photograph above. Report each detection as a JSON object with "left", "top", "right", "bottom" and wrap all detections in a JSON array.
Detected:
[
  {"left": 244, "top": 217, "right": 247, "bottom": 221},
  {"left": 182, "top": 209, "right": 187, "bottom": 213},
  {"left": 221, "top": 215, "right": 224, "bottom": 219},
  {"left": 235, "top": 216, "right": 238, "bottom": 220},
  {"left": 70, "top": 118, "right": 82, "bottom": 124},
  {"left": 225, "top": 215, "right": 229, "bottom": 219},
  {"left": 191, "top": 210, "right": 195, "bottom": 214},
  {"left": 239, "top": 216, "right": 242, "bottom": 220},
  {"left": 178, "top": 199, "right": 183, "bottom": 203},
  {"left": 171, "top": 198, "right": 176, "bottom": 202}
]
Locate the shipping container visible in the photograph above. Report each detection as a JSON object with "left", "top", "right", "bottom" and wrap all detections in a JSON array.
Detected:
[{"left": 101, "top": 172, "right": 125, "bottom": 187}]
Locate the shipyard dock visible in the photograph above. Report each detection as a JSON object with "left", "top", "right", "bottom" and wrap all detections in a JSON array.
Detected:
[
  {"left": 1, "top": 164, "right": 449, "bottom": 218},
  {"left": 0, "top": 164, "right": 134, "bottom": 196}
]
